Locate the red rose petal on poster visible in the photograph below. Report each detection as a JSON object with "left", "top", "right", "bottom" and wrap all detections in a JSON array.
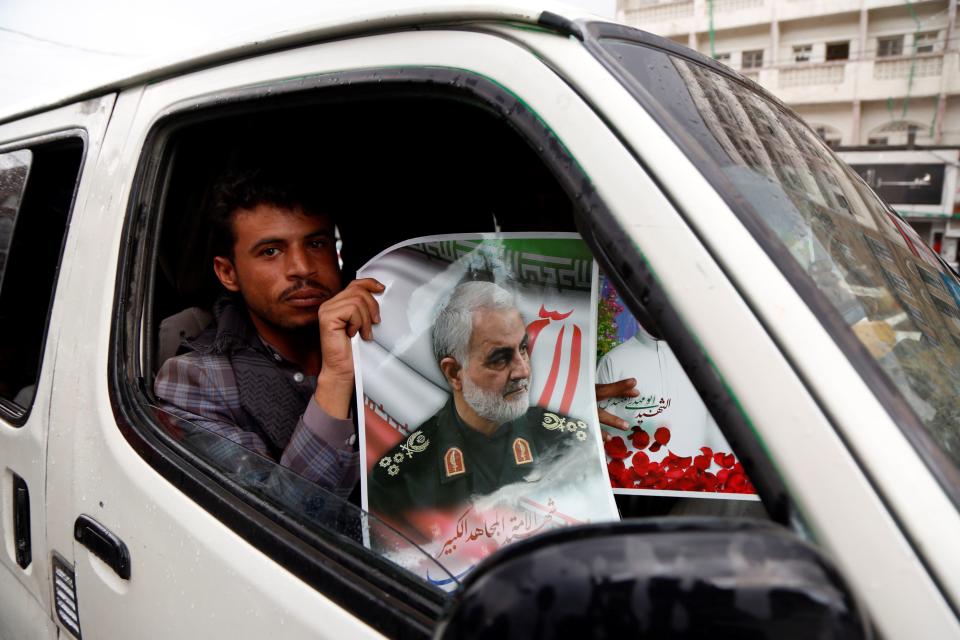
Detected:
[
  {"left": 632, "top": 451, "right": 650, "bottom": 470},
  {"left": 611, "top": 465, "right": 631, "bottom": 487},
  {"left": 700, "top": 447, "right": 713, "bottom": 458},
  {"left": 713, "top": 452, "right": 725, "bottom": 465},
  {"left": 630, "top": 430, "right": 650, "bottom": 450},
  {"left": 675, "top": 478, "right": 695, "bottom": 491},
  {"left": 728, "top": 473, "right": 747, "bottom": 491},
  {"left": 677, "top": 456, "right": 692, "bottom": 468},
  {"left": 702, "top": 475, "right": 718, "bottom": 491},
  {"left": 654, "top": 427, "right": 671, "bottom": 445},
  {"left": 608, "top": 459, "right": 625, "bottom": 475},
  {"left": 605, "top": 437, "right": 630, "bottom": 460},
  {"left": 722, "top": 454, "right": 736, "bottom": 468},
  {"left": 667, "top": 468, "right": 684, "bottom": 480},
  {"left": 684, "top": 466, "right": 700, "bottom": 480},
  {"left": 649, "top": 442, "right": 662, "bottom": 453},
  {"left": 717, "top": 469, "right": 730, "bottom": 483},
  {"left": 694, "top": 455, "right": 710, "bottom": 470}
]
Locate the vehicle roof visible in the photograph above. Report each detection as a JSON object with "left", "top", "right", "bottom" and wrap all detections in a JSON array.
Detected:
[{"left": 0, "top": 0, "right": 596, "bottom": 125}]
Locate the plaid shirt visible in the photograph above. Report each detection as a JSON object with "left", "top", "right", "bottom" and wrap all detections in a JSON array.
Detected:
[{"left": 155, "top": 342, "right": 360, "bottom": 501}]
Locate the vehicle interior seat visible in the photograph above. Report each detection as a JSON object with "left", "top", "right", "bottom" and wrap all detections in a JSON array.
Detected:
[{"left": 157, "top": 307, "right": 214, "bottom": 370}]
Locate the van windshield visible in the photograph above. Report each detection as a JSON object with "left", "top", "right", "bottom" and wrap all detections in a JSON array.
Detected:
[{"left": 591, "top": 34, "right": 960, "bottom": 497}]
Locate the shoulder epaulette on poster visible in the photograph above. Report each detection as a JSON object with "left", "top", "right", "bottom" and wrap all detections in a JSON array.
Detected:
[
  {"left": 377, "top": 430, "right": 430, "bottom": 478},
  {"left": 541, "top": 411, "right": 589, "bottom": 441}
]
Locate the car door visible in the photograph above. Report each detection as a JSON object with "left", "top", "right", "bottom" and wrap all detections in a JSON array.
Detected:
[{"left": 0, "top": 95, "right": 115, "bottom": 640}]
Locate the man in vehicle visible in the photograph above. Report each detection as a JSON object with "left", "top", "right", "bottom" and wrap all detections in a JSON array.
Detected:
[
  {"left": 368, "top": 281, "right": 593, "bottom": 523},
  {"left": 155, "top": 168, "right": 382, "bottom": 499}
]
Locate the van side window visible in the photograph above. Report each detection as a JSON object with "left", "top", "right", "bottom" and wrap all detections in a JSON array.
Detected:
[
  {"left": 128, "top": 87, "right": 578, "bottom": 613},
  {"left": 0, "top": 139, "right": 83, "bottom": 417}
]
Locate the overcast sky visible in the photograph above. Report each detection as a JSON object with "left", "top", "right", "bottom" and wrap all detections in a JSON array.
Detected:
[{"left": 0, "top": 0, "right": 615, "bottom": 116}]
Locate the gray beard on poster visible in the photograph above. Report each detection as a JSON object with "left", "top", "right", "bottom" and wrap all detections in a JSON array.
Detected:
[{"left": 461, "top": 375, "right": 530, "bottom": 427}]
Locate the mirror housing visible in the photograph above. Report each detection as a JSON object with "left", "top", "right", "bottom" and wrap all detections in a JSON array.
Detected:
[{"left": 436, "top": 518, "right": 870, "bottom": 639}]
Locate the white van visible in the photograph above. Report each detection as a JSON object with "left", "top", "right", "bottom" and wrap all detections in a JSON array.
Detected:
[{"left": 2, "top": 4, "right": 960, "bottom": 639}]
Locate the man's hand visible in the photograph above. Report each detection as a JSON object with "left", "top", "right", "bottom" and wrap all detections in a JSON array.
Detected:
[
  {"left": 596, "top": 378, "right": 638, "bottom": 443},
  {"left": 315, "top": 278, "right": 384, "bottom": 418}
]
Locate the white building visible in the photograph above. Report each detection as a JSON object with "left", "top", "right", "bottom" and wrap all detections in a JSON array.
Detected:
[
  {"left": 617, "top": 0, "right": 960, "bottom": 261},
  {"left": 617, "top": 0, "right": 958, "bottom": 146}
]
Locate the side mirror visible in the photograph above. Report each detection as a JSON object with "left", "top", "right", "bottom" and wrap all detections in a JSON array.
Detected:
[{"left": 436, "top": 518, "right": 870, "bottom": 639}]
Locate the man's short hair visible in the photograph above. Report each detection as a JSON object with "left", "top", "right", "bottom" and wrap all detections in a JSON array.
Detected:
[
  {"left": 208, "top": 167, "right": 325, "bottom": 259},
  {"left": 433, "top": 281, "right": 517, "bottom": 366}
]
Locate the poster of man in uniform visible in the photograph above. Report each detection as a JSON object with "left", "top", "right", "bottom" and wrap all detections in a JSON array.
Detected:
[
  {"left": 355, "top": 234, "right": 618, "bottom": 586},
  {"left": 596, "top": 274, "right": 758, "bottom": 499}
]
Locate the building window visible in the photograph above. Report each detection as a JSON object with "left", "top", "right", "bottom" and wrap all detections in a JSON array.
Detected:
[
  {"left": 877, "top": 36, "right": 904, "bottom": 58},
  {"left": 868, "top": 137, "right": 888, "bottom": 146},
  {"left": 792, "top": 44, "right": 812, "bottom": 63},
  {"left": 906, "top": 124, "right": 919, "bottom": 146},
  {"left": 714, "top": 52, "right": 731, "bottom": 64},
  {"left": 826, "top": 42, "right": 849, "bottom": 61},
  {"left": 868, "top": 120, "right": 931, "bottom": 146},
  {"left": 914, "top": 31, "right": 939, "bottom": 54},
  {"left": 742, "top": 49, "right": 764, "bottom": 69},
  {"left": 813, "top": 125, "right": 842, "bottom": 148}
]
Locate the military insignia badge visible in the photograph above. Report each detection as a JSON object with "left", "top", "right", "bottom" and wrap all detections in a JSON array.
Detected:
[
  {"left": 513, "top": 437, "right": 534, "bottom": 465},
  {"left": 444, "top": 447, "right": 466, "bottom": 478},
  {"left": 542, "top": 412, "right": 564, "bottom": 430}
]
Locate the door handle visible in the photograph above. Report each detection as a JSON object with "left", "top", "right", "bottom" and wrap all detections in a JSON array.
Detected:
[
  {"left": 12, "top": 474, "right": 30, "bottom": 569},
  {"left": 74, "top": 515, "right": 131, "bottom": 580}
]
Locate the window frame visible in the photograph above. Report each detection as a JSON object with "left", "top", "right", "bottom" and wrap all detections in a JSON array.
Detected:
[
  {"left": 792, "top": 44, "right": 813, "bottom": 63},
  {"left": 877, "top": 35, "right": 905, "bottom": 58},
  {"left": 742, "top": 49, "right": 764, "bottom": 69},
  {"left": 0, "top": 130, "right": 86, "bottom": 426},
  {"left": 825, "top": 41, "right": 850, "bottom": 61},
  {"left": 914, "top": 31, "right": 939, "bottom": 54}
]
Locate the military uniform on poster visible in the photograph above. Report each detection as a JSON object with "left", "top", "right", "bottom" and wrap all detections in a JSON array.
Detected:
[{"left": 368, "top": 399, "right": 590, "bottom": 524}]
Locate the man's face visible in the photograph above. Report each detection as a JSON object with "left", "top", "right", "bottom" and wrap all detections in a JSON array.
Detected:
[
  {"left": 459, "top": 307, "right": 531, "bottom": 425},
  {"left": 213, "top": 203, "right": 340, "bottom": 335}
]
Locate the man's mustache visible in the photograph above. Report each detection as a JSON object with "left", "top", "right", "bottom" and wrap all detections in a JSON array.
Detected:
[
  {"left": 503, "top": 379, "right": 529, "bottom": 398},
  {"left": 280, "top": 279, "right": 334, "bottom": 302}
]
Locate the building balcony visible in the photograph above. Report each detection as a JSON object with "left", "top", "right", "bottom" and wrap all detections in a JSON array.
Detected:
[
  {"left": 621, "top": 0, "right": 944, "bottom": 37},
  {"left": 778, "top": 60, "right": 846, "bottom": 89},
  {"left": 621, "top": 0, "right": 695, "bottom": 37},
  {"left": 742, "top": 53, "right": 956, "bottom": 105},
  {"left": 778, "top": 0, "right": 862, "bottom": 22},
  {"left": 777, "top": 0, "right": 923, "bottom": 22},
  {"left": 873, "top": 53, "right": 943, "bottom": 80},
  {"left": 620, "top": 0, "right": 773, "bottom": 37}
]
